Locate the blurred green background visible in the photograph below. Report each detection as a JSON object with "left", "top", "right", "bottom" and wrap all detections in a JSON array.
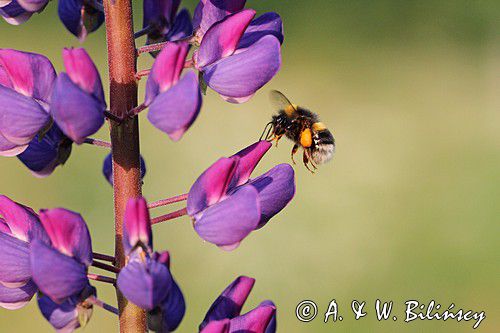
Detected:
[{"left": 1, "top": 0, "right": 499, "bottom": 332}]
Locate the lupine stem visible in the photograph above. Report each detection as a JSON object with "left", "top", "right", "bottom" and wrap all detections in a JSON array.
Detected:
[
  {"left": 87, "top": 296, "right": 119, "bottom": 315},
  {"left": 148, "top": 193, "right": 188, "bottom": 209},
  {"left": 151, "top": 207, "right": 188, "bottom": 225},
  {"left": 88, "top": 273, "right": 117, "bottom": 284},
  {"left": 103, "top": 0, "right": 145, "bottom": 331},
  {"left": 91, "top": 260, "right": 121, "bottom": 274},
  {"left": 84, "top": 138, "right": 112, "bottom": 148},
  {"left": 92, "top": 252, "right": 116, "bottom": 263}
]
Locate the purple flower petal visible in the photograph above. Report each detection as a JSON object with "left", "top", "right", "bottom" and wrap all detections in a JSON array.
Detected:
[
  {"left": 0, "top": 280, "right": 37, "bottom": 310},
  {"left": 50, "top": 73, "right": 105, "bottom": 144},
  {"left": 0, "top": 49, "right": 56, "bottom": 103},
  {"left": 38, "top": 208, "right": 92, "bottom": 266},
  {"left": 147, "top": 70, "right": 202, "bottom": 141},
  {"left": 0, "top": 2, "right": 33, "bottom": 25},
  {"left": 200, "top": 319, "right": 231, "bottom": 333},
  {"left": 187, "top": 157, "right": 238, "bottom": 216},
  {"left": 30, "top": 240, "right": 89, "bottom": 303},
  {"left": 166, "top": 8, "right": 193, "bottom": 42},
  {"left": 0, "top": 232, "right": 30, "bottom": 286},
  {"left": 229, "top": 304, "right": 276, "bottom": 333},
  {"left": 117, "top": 257, "right": 172, "bottom": 311},
  {"left": 193, "top": 185, "right": 260, "bottom": 249},
  {"left": 0, "top": 85, "right": 50, "bottom": 147},
  {"left": 238, "top": 12, "right": 284, "bottom": 49},
  {"left": 143, "top": 0, "right": 180, "bottom": 30},
  {"left": 17, "top": 123, "right": 73, "bottom": 178},
  {"left": 200, "top": 276, "right": 255, "bottom": 329},
  {"left": 193, "top": 0, "right": 246, "bottom": 39},
  {"left": 203, "top": 35, "right": 281, "bottom": 101},
  {"left": 62, "top": 48, "right": 105, "bottom": 104},
  {"left": 0, "top": 132, "right": 27, "bottom": 156},
  {"left": 58, "top": 0, "right": 104, "bottom": 41},
  {"left": 16, "top": 0, "right": 48, "bottom": 12},
  {"left": 0, "top": 195, "right": 40, "bottom": 241},
  {"left": 196, "top": 9, "right": 255, "bottom": 69},
  {"left": 247, "top": 164, "right": 295, "bottom": 228},
  {"left": 229, "top": 141, "right": 271, "bottom": 188},
  {"left": 145, "top": 42, "right": 189, "bottom": 105},
  {"left": 123, "top": 197, "right": 153, "bottom": 255},
  {"left": 38, "top": 294, "right": 87, "bottom": 332},
  {"left": 147, "top": 251, "right": 185, "bottom": 331},
  {"left": 102, "top": 153, "right": 147, "bottom": 186}
]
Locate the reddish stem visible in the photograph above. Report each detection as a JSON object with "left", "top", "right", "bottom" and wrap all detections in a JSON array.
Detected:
[
  {"left": 148, "top": 193, "right": 188, "bottom": 209},
  {"left": 84, "top": 138, "right": 112, "bottom": 148},
  {"left": 92, "top": 252, "right": 116, "bottom": 263},
  {"left": 103, "top": 0, "right": 145, "bottom": 330},
  {"left": 91, "top": 260, "right": 120, "bottom": 274},
  {"left": 135, "top": 69, "right": 150, "bottom": 80},
  {"left": 87, "top": 296, "right": 119, "bottom": 315},
  {"left": 88, "top": 273, "right": 117, "bottom": 284},
  {"left": 151, "top": 207, "right": 188, "bottom": 225},
  {"left": 137, "top": 41, "right": 170, "bottom": 55}
]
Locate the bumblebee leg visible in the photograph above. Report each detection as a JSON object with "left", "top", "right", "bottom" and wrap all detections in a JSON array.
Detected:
[
  {"left": 291, "top": 144, "right": 299, "bottom": 165},
  {"left": 274, "top": 134, "right": 283, "bottom": 147},
  {"left": 302, "top": 150, "right": 315, "bottom": 173}
]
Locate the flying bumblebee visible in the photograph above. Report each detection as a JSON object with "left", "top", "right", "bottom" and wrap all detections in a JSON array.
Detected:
[{"left": 261, "top": 90, "right": 335, "bottom": 172}]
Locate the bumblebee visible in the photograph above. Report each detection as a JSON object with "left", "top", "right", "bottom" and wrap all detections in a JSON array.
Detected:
[{"left": 261, "top": 90, "right": 335, "bottom": 172}]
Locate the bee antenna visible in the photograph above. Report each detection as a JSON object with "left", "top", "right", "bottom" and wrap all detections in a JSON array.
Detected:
[{"left": 259, "top": 122, "right": 273, "bottom": 141}]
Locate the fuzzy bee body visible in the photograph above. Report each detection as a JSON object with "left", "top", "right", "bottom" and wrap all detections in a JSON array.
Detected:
[{"left": 263, "top": 91, "right": 335, "bottom": 172}]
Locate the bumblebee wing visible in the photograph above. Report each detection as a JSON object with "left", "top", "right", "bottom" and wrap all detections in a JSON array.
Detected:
[{"left": 269, "top": 90, "right": 298, "bottom": 117}]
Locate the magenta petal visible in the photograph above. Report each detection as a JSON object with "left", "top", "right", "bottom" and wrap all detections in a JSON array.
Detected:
[
  {"left": 200, "top": 276, "right": 255, "bottom": 329},
  {"left": 260, "top": 300, "right": 276, "bottom": 333},
  {"left": 187, "top": 157, "right": 238, "bottom": 216},
  {"left": 229, "top": 141, "right": 271, "bottom": 188},
  {"left": 117, "top": 258, "right": 172, "bottom": 311},
  {"left": 50, "top": 73, "right": 105, "bottom": 144},
  {"left": 0, "top": 3, "right": 33, "bottom": 25},
  {"left": 193, "top": 0, "right": 246, "bottom": 38},
  {"left": 62, "top": 48, "right": 105, "bottom": 104},
  {"left": 147, "top": 70, "right": 202, "bottom": 141},
  {"left": 0, "top": 85, "right": 50, "bottom": 146},
  {"left": 0, "top": 280, "right": 37, "bottom": 310},
  {"left": 38, "top": 208, "right": 92, "bottom": 266},
  {"left": 123, "top": 197, "right": 152, "bottom": 255},
  {"left": 0, "top": 195, "right": 40, "bottom": 241},
  {"left": 145, "top": 42, "right": 189, "bottom": 105},
  {"left": 0, "top": 49, "right": 56, "bottom": 103},
  {"left": 30, "top": 240, "right": 88, "bottom": 303},
  {"left": 193, "top": 185, "right": 260, "bottom": 249},
  {"left": 247, "top": 164, "right": 295, "bottom": 228},
  {"left": 0, "top": 232, "right": 30, "bottom": 285},
  {"left": 196, "top": 9, "right": 256, "bottom": 68},
  {"left": 200, "top": 319, "right": 231, "bottom": 333},
  {"left": 238, "top": 12, "right": 284, "bottom": 49},
  {"left": 203, "top": 35, "right": 281, "bottom": 100},
  {"left": 229, "top": 304, "right": 276, "bottom": 333}
]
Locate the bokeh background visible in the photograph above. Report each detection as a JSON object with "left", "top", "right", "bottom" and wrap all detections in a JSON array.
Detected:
[{"left": 1, "top": 0, "right": 499, "bottom": 332}]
